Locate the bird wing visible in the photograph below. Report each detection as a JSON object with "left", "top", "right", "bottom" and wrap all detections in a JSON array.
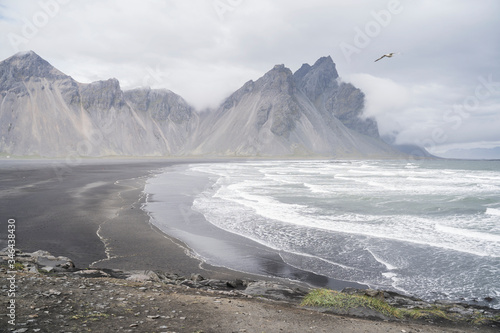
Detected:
[{"left": 374, "top": 55, "right": 386, "bottom": 62}]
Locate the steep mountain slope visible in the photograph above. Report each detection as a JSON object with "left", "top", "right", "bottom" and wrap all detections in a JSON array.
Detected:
[
  {"left": 189, "top": 62, "right": 399, "bottom": 157},
  {"left": 0, "top": 51, "right": 196, "bottom": 157},
  {"left": 294, "top": 56, "right": 379, "bottom": 138}
]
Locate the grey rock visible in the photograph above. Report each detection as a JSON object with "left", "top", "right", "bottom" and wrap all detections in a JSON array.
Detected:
[
  {"left": 27, "top": 264, "right": 39, "bottom": 274},
  {"left": 364, "top": 289, "right": 384, "bottom": 298},
  {"left": 190, "top": 273, "right": 205, "bottom": 282},
  {"left": 124, "top": 88, "right": 193, "bottom": 124},
  {"left": 42, "top": 289, "right": 62, "bottom": 297},
  {"left": 13, "top": 328, "right": 29, "bottom": 333},
  {"left": 30, "top": 250, "right": 75, "bottom": 272},
  {"left": 74, "top": 269, "right": 111, "bottom": 278},
  {"left": 80, "top": 78, "right": 124, "bottom": 112},
  {"left": 449, "top": 306, "right": 474, "bottom": 316},
  {"left": 125, "top": 270, "right": 160, "bottom": 282},
  {"left": 226, "top": 279, "right": 246, "bottom": 289},
  {"left": 294, "top": 56, "right": 379, "bottom": 138},
  {"left": 243, "top": 281, "right": 306, "bottom": 301}
]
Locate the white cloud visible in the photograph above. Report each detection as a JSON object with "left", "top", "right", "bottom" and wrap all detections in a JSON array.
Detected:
[{"left": 344, "top": 73, "right": 410, "bottom": 135}]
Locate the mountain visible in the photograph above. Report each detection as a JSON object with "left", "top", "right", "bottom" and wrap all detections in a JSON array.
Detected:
[
  {"left": 188, "top": 59, "right": 399, "bottom": 157},
  {"left": 0, "top": 51, "right": 197, "bottom": 156},
  {"left": 0, "top": 51, "right": 403, "bottom": 158},
  {"left": 294, "top": 56, "right": 379, "bottom": 138},
  {"left": 380, "top": 135, "right": 435, "bottom": 158}
]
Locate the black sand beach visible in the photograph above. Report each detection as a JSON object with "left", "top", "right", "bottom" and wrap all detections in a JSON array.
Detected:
[
  {"left": 0, "top": 158, "right": 362, "bottom": 289},
  {"left": 0, "top": 159, "right": 180, "bottom": 268},
  {"left": 0, "top": 159, "right": 238, "bottom": 279}
]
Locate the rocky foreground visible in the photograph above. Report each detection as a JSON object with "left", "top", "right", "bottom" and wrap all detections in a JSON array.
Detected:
[{"left": 1, "top": 250, "right": 499, "bottom": 333}]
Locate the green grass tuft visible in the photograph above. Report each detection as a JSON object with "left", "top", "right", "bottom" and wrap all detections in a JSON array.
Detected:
[
  {"left": 401, "top": 307, "right": 450, "bottom": 321},
  {"left": 301, "top": 289, "right": 457, "bottom": 322},
  {"left": 301, "top": 289, "right": 404, "bottom": 318},
  {"left": 13, "top": 262, "right": 25, "bottom": 270}
]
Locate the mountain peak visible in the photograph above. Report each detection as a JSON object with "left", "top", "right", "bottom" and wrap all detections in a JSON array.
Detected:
[
  {"left": 293, "top": 56, "right": 338, "bottom": 81},
  {"left": 269, "top": 64, "right": 293, "bottom": 76},
  {"left": 314, "top": 55, "right": 333, "bottom": 65},
  {"left": 293, "top": 56, "right": 339, "bottom": 101},
  {"left": 1, "top": 50, "right": 66, "bottom": 82},
  {"left": 8, "top": 50, "right": 48, "bottom": 67},
  {"left": 311, "top": 56, "right": 338, "bottom": 78},
  {"left": 13, "top": 50, "right": 39, "bottom": 58},
  {"left": 256, "top": 63, "right": 295, "bottom": 95}
]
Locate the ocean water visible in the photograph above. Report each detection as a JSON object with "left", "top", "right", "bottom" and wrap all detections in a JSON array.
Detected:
[{"left": 145, "top": 159, "right": 500, "bottom": 308}]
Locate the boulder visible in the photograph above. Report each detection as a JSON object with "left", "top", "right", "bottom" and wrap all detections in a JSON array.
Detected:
[
  {"left": 125, "top": 270, "right": 160, "bottom": 282},
  {"left": 30, "top": 250, "right": 75, "bottom": 272},
  {"left": 243, "top": 281, "right": 306, "bottom": 301},
  {"left": 74, "top": 269, "right": 111, "bottom": 278}
]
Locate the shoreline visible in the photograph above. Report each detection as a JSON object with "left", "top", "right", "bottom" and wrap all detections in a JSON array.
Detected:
[
  {"left": 140, "top": 163, "right": 367, "bottom": 291},
  {"left": 0, "top": 158, "right": 249, "bottom": 280},
  {"left": 1, "top": 158, "right": 498, "bottom": 310},
  {"left": 0, "top": 158, "right": 358, "bottom": 288}
]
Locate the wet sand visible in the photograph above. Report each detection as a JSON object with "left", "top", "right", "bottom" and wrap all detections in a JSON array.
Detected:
[{"left": 0, "top": 159, "right": 229, "bottom": 278}]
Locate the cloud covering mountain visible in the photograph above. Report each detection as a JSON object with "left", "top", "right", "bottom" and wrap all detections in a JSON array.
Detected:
[{"left": 0, "top": 51, "right": 403, "bottom": 158}]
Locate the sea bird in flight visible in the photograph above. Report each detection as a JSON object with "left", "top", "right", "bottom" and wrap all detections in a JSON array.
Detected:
[{"left": 375, "top": 53, "right": 396, "bottom": 62}]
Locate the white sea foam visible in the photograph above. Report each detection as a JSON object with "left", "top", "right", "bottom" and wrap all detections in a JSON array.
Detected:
[
  {"left": 366, "top": 248, "right": 397, "bottom": 270},
  {"left": 486, "top": 208, "right": 500, "bottom": 216},
  {"left": 179, "top": 160, "right": 500, "bottom": 308},
  {"left": 405, "top": 163, "right": 419, "bottom": 169},
  {"left": 204, "top": 184, "right": 499, "bottom": 257},
  {"left": 435, "top": 224, "right": 500, "bottom": 242},
  {"left": 304, "top": 183, "right": 330, "bottom": 194}
]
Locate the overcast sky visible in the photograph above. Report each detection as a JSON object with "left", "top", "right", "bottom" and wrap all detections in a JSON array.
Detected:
[{"left": 1, "top": 0, "right": 499, "bottom": 156}]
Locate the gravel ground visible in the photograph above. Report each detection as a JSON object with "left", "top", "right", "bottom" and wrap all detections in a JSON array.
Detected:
[{"left": 1, "top": 269, "right": 498, "bottom": 333}]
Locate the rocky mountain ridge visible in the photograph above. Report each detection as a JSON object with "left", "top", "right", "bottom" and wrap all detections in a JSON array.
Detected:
[
  {"left": 0, "top": 51, "right": 403, "bottom": 158},
  {"left": 0, "top": 51, "right": 197, "bottom": 157},
  {"left": 294, "top": 56, "right": 378, "bottom": 138},
  {"left": 188, "top": 58, "right": 398, "bottom": 157}
]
